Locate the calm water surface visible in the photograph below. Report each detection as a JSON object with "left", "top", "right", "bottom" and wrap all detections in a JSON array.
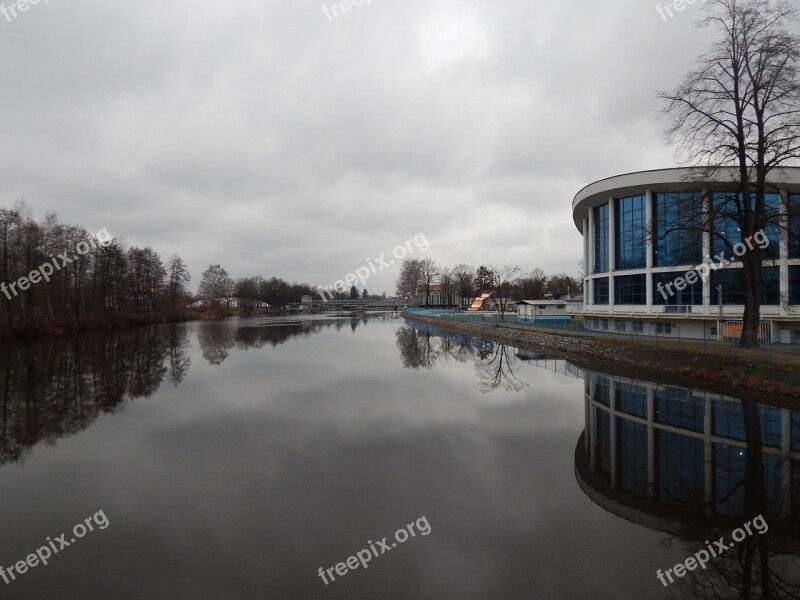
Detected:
[{"left": 0, "top": 315, "right": 797, "bottom": 599}]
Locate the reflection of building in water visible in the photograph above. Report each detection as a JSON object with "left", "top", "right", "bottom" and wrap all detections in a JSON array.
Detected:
[
  {"left": 576, "top": 370, "right": 800, "bottom": 534},
  {"left": 514, "top": 350, "right": 583, "bottom": 379}
]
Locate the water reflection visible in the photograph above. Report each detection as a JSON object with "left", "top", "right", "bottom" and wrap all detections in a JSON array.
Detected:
[
  {"left": 407, "top": 321, "right": 800, "bottom": 598},
  {"left": 396, "top": 323, "right": 528, "bottom": 391},
  {"left": 0, "top": 325, "right": 191, "bottom": 466},
  {"left": 0, "top": 315, "right": 402, "bottom": 466},
  {"left": 576, "top": 370, "right": 800, "bottom": 598}
]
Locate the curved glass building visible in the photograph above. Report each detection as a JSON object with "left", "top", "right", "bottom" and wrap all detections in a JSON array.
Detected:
[{"left": 572, "top": 167, "right": 800, "bottom": 343}]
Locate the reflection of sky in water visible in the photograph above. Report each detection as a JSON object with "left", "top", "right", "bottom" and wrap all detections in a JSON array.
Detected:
[{"left": 0, "top": 317, "right": 759, "bottom": 599}]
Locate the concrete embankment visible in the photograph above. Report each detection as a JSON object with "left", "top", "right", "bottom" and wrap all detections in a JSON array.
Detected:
[{"left": 403, "top": 311, "right": 800, "bottom": 404}]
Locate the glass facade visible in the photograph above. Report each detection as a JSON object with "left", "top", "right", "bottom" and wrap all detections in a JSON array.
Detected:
[
  {"left": 791, "top": 194, "right": 800, "bottom": 259},
  {"left": 614, "top": 274, "right": 646, "bottom": 305},
  {"left": 582, "top": 178, "right": 799, "bottom": 317},
  {"left": 617, "top": 419, "right": 648, "bottom": 496},
  {"left": 593, "top": 204, "right": 609, "bottom": 274},
  {"left": 615, "top": 382, "right": 647, "bottom": 418},
  {"left": 656, "top": 431, "right": 705, "bottom": 506},
  {"left": 615, "top": 195, "right": 646, "bottom": 270},
  {"left": 710, "top": 266, "right": 780, "bottom": 305},
  {"left": 791, "top": 266, "right": 800, "bottom": 306},
  {"left": 714, "top": 444, "right": 746, "bottom": 516},
  {"left": 593, "top": 277, "right": 609, "bottom": 304},
  {"left": 653, "top": 192, "right": 703, "bottom": 267},
  {"left": 654, "top": 387, "right": 704, "bottom": 433},
  {"left": 595, "top": 408, "right": 611, "bottom": 478},
  {"left": 652, "top": 272, "right": 702, "bottom": 305},
  {"left": 712, "top": 192, "right": 781, "bottom": 260}
]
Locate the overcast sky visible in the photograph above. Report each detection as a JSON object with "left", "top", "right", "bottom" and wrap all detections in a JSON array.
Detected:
[{"left": 0, "top": 0, "right": 766, "bottom": 295}]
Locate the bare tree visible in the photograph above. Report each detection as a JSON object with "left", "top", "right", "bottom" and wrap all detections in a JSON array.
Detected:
[
  {"left": 395, "top": 258, "right": 422, "bottom": 304},
  {"left": 166, "top": 254, "right": 191, "bottom": 314},
  {"left": 197, "top": 264, "right": 230, "bottom": 307},
  {"left": 418, "top": 258, "right": 439, "bottom": 307},
  {"left": 518, "top": 267, "right": 547, "bottom": 300},
  {"left": 452, "top": 263, "right": 474, "bottom": 309},
  {"left": 489, "top": 264, "right": 521, "bottom": 317},
  {"left": 658, "top": 0, "right": 800, "bottom": 345}
]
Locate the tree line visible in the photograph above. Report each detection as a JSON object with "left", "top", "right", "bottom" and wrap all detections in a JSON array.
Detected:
[
  {"left": 0, "top": 203, "right": 192, "bottom": 336},
  {"left": 395, "top": 258, "right": 582, "bottom": 308}
]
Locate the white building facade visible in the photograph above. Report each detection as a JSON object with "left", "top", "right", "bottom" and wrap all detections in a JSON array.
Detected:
[{"left": 572, "top": 167, "right": 800, "bottom": 343}]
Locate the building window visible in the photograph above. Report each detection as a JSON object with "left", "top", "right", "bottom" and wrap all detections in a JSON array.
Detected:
[
  {"left": 615, "top": 195, "right": 647, "bottom": 270},
  {"left": 653, "top": 192, "right": 703, "bottom": 267},
  {"left": 617, "top": 419, "right": 648, "bottom": 496},
  {"left": 595, "top": 409, "right": 611, "bottom": 478},
  {"left": 656, "top": 322, "right": 672, "bottom": 334},
  {"left": 602, "top": 319, "right": 609, "bottom": 331},
  {"left": 657, "top": 431, "right": 705, "bottom": 506},
  {"left": 791, "top": 194, "right": 800, "bottom": 259},
  {"left": 594, "top": 277, "right": 609, "bottom": 304},
  {"left": 655, "top": 387, "right": 705, "bottom": 433},
  {"left": 653, "top": 272, "right": 703, "bottom": 305},
  {"left": 616, "top": 321, "right": 627, "bottom": 332},
  {"left": 791, "top": 266, "right": 800, "bottom": 305},
  {"left": 614, "top": 274, "right": 646, "bottom": 305},
  {"left": 594, "top": 203, "right": 609, "bottom": 273},
  {"left": 712, "top": 192, "right": 781, "bottom": 260},
  {"left": 616, "top": 382, "right": 647, "bottom": 417},
  {"left": 632, "top": 321, "right": 643, "bottom": 333},
  {"left": 710, "top": 267, "right": 780, "bottom": 305},
  {"left": 594, "top": 375, "right": 611, "bottom": 406}
]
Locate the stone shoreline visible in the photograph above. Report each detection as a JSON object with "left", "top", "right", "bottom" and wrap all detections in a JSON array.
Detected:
[{"left": 403, "top": 312, "right": 800, "bottom": 404}]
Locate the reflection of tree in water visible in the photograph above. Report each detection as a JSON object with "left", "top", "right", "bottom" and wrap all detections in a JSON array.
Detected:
[
  {"left": 475, "top": 342, "right": 527, "bottom": 393},
  {"left": 395, "top": 324, "right": 527, "bottom": 392},
  {"left": 664, "top": 399, "right": 800, "bottom": 600},
  {"left": 197, "top": 319, "right": 370, "bottom": 365},
  {"left": 0, "top": 324, "right": 191, "bottom": 465},
  {"left": 395, "top": 326, "right": 438, "bottom": 369}
]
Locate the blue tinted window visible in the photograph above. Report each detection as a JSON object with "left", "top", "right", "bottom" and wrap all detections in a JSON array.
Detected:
[
  {"left": 657, "top": 431, "right": 705, "bottom": 506},
  {"left": 615, "top": 382, "right": 648, "bottom": 417},
  {"left": 712, "top": 399, "right": 746, "bottom": 441},
  {"left": 594, "top": 277, "right": 609, "bottom": 304},
  {"left": 595, "top": 408, "right": 611, "bottom": 478},
  {"left": 654, "top": 192, "right": 703, "bottom": 267},
  {"left": 791, "top": 195, "right": 800, "bottom": 259},
  {"left": 713, "top": 192, "right": 780, "bottom": 259},
  {"left": 792, "top": 412, "right": 800, "bottom": 452},
  {"left": 594, "top": 204, "right": 609, "bottom": 273},
  {"left": 617, "top": 419, "right": 648, "bottom": 496},
  {"left": 714, "top": 443, "right": 746, "bottom": 516},
  {"left": 654, "top": 387, "right": 705, "bottom": 432},
  {"left": 791, "top": 266, "right": 800, "bottom": 305},
  {"left": 653, "top": 271, "right": 703, "bottom": 305},
  {"left": 594, "top": 375, "right": 611, "bottom": 406},
  {"left": 710, "top": 266, "right": 780, "bottom": 305},
  {"left": 793, "top": 461, "right": 800, "bottom": 526},
  {"left": 616, "top": 195, "right": 646, "bottom": 270},
  {"left": 614, "top": 274, "right": 646, "bottom": 305},
  {"left": 713, "top": 399, "right": 782, "bottom": 446}
]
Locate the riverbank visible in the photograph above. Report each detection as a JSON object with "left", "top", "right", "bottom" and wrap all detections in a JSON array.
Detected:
[
  {"left": 0, "top": 312, "right": 196, "bottom": 340},
  {"left": 404, "top": 311, "right": 800, "bottom": 403}
]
